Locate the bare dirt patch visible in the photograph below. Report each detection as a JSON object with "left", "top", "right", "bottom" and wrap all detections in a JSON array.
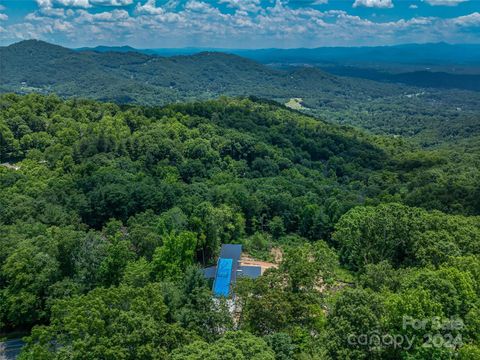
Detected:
[
  {"left": 239, "top": 259, "right": 278, "bottom": 275},
  {"left": 239, "top": 247, "right": 282, "bottom": 275},
  {"left": 270, "top": 247, "right": 283, "bottom": 263}
]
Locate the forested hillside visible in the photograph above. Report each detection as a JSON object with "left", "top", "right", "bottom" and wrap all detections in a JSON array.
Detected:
[
  {"left": 2, "top": 39, "right": 382, "bottom": 105},
  {"left": 2, "top": 40, "right": 480, "bottom": 147},
  {"left": 0, "top": 94, "right": 479, "bottom": 359},
  {"left": 80, "top": 43, "right": 480, "bottom": 65}
]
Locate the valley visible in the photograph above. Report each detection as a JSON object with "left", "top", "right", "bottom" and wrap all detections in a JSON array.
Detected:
[
  {"left": 0, "top": 28, "right": 479, "bottom": 360},
  {"left": 2, "top": 40, "right": 480, "bottom": 148}
]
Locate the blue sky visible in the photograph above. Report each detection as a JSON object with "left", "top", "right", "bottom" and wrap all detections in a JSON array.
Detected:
[{"left": 0, "top": 0, "right": 479, "bottom": 48}]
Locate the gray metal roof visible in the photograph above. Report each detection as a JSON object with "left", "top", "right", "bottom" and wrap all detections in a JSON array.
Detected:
[
  {"left": 204, "top": 245, "right": 262, "bottom": 296},
  {"left": 237, "top": 265, "right": 262, "bottom": 279},
  {"left": 219, "top": 244, "right": 242, "bottom": 263},
  {"left": 219, "top": 244, "right": 242, "bottom": 284},
  {"left": 204, "top": 265, "right": 263, "bottom": 280},
  {"left": 203, "top": 266, "right": 217, "bottom": 279}
]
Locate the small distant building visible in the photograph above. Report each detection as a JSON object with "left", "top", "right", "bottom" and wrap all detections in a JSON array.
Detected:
[{"left": 204, "top": 244, "right": 262, "bottom": 297}]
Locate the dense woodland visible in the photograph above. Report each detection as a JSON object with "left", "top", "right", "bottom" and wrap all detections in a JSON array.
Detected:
[
  {"left": 3, "top": 40, "right": 480, "bottom": 148},
  {"left": 0, "top": 93, "right": 479, "bottom": 359}
]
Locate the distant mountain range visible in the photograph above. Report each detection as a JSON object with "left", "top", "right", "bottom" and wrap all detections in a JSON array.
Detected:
[
  {"left": 231, "top": 43, "right": 480, "bottom": 67},
  {"left": 77, "top": 43, "right": 480, "bottom": 66},
  {"left": 0, "top": 39, "right": 406, "bottom": 106},
  {"left": 2, "top": 40, "right": 479, "bottom": 109},
  {"left": 2, "top": 40, "right": 480, "bottom": 146},
  {"left": 75, "top": 42, "right": 480, "bottom": 92}
]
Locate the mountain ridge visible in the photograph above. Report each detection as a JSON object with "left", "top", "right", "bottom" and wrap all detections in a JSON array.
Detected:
[
  {"left": 74, "top": 42, "right": 480, "bottom": 66},
  {"left": 0, "top": 39, "right": 387, "bottom": 105},
  {"left": 2, "top": 40, "right": 480, "bottom": 147},
  {"left": 74, "top": 41, "right": 480, "bottom": 91}
]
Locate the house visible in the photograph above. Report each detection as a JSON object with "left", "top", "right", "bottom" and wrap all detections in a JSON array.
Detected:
[{"left": 203, "top": 244, "right": 263, "bottom": 297}]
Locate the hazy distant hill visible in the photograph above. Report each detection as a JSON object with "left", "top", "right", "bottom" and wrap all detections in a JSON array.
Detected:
[
  {"left": 76, "top": 45, "right": 142, "bottom": 54},
  {"left": 0, "top": 40, "right": 403, "bottom": 105},
  {"left": 231, "top": 43, "right": 480, "bottom": 67},
  {"left": 2, "top": 40, "right": 480, "bottom": 146},
  {"left": 78, "top": 42, "right": 480, "bottom": 91},
  {"left": 78, "top": 42, "right": 480, "bottom": 66}
]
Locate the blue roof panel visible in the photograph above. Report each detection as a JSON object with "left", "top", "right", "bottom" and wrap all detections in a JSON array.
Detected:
[{"left": 213, "top": 258, "right": 233, "bottom": 297}]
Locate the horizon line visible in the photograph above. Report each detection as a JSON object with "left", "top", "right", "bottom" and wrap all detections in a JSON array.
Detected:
[{"left": 3, "top": 39, "right": 480, "bottom": 51}]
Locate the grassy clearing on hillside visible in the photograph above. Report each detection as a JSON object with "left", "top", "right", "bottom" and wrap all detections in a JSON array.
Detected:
[{"left": 285, "top": 97, "right": 306, "bottom": 110}]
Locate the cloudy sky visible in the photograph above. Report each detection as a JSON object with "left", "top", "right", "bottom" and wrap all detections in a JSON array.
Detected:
[{"left": 0, "top": 0, "right": 479, "bottom": 48}]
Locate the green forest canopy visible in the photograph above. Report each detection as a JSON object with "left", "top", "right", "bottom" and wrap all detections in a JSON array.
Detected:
[
  {"left": 0, "top": 93, "right": 479, "bottom": 359},
  {"left": 2, "top": 40, "right": 480, "bottom": 147}
]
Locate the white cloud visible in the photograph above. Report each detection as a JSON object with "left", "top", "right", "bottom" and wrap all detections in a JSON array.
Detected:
[
  {"left": 0, "top": 13, "right": 8, "bottom": 21},
  {"left": 36, "top": 0, "right": 91, "bottom": 8},
  {"left": 90, "top": 0, "right": 134, "bottom": 5},
  {"left": 42, "top": 7, "right": 69, "bottom": 17},
  {"left": 2, "top": 0, "right": 480, "bottom": 47},
  {"left": 218, "top": 0, "right": 262, "bottom": 12},
  {"left": 185, "top": 1, "right": 215, "bottom": 13},
  {"left": 58, "top": 0, "right": 91, "bottom": 7},
  {"left": 424, "top": 0, "right": 468, "bottom": 5},
  {"left": 452, "top": 11, "right": 480, "bottom": 26},
  {"left": 409, "top": 4, "right": 418, "bottom": 8},
  {"left": 36, "top": 0, "right": 53, "bottom": 7},
  {"left": 353, "top": 0, "right": 394, "bottom": 8},
  {"left": 75, "top": 9, "right": 130, "bottom": 22},
  {"left": 135, "top": 0, "right": 165, "bottom": 15},
  {"left": 53, "top": 19, "right": 75, "bottom": 30}
]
